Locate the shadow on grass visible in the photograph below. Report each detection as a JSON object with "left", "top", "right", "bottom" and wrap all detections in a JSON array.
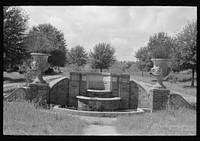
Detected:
[
  {"left": 183, "top": 85, "right": 196, "bottom": 89},
  {"left": 4, "top": 77, "right": 26, "bottom": 83}
]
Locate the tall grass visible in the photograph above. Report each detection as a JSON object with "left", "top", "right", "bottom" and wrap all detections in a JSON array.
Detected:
[
  {"left": 3, "top": 101, "right": 86, "bottom": 135},
  {"left": 114, "top": 108, "right": 196, "bottom": 135}
]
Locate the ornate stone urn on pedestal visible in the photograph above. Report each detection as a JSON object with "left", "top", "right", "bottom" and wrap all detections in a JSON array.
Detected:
[
  {"left": 149, "top": 58, "right": 171, "bottom": 112},
  {"left": 150, "top": 58, "right": 170, "bottom": 89},
  {"left": 31, "top": 53, "right": 50, "bottom": 83}
]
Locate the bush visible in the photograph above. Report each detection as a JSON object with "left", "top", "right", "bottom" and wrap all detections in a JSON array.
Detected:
[
  {"left": 165, "top": 74, "right": 178, "bottom": 83},
  {"left": 43, "top": 67, "right": 54, "bottom": 75}
]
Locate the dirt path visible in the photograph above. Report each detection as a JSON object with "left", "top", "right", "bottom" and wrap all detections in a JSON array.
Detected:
[
  {"left": 83, "top": 125, "right": 119, "bottom": 135},
  {"left": 76, "top": 116, "right": 120, "bottom": 135}
]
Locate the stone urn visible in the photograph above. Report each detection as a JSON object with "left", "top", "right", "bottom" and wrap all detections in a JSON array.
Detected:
[
  {"left": 31, "top": 53, "right": 50, "bottom": 83},
  {"left": 150, "top": 58, "right": 170, "bottom": 89}
]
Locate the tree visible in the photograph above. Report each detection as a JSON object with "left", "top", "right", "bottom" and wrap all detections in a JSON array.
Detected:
[
  {"left": 3, "top": 6, "right": 29, "bottom": 71},
  {"left": 176, "top": 20, "right": 197, "bottom": 87},
  {"left": 25, "top": 29, "right": 54, "bottom": 53},
  {"left": 89, "top": 43, "right": 116, "bottom": 72},
  {"left": 147, "top": 32, "right": 174, "bottom": 59},
  {"left": 48, "top": 49, "right": 67, "bottom": 67},
  {"left": 169, "top": 37, "right": 182, "bottom": 72},
  {"left": 25, "top": 23, "right": 67, "bottom": 69},
  {"left": 135, "top": 46, "right": 153, "bottom": 72},
  {"left": 34, "top": 24, "right": 67, "bottom": 52},
  {"left": 68, "top": 45, "right": 88, "bottom": 67}
]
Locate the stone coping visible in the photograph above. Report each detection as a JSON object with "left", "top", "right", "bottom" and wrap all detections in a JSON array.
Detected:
[
  {"left": 87, "top": 89, "right": 111, "bottom": 93},
  {"left": 30, "top": 53, "right": 51, "bottom": 56},
  {"left": 53, "top": 106, "right": 145, "bottom": 117},
  {"left": 49, "top": 76, "right": 68, "bottom": 88},
  {"left": 76, "top": 96, "right": 121, "bottom": 101}
]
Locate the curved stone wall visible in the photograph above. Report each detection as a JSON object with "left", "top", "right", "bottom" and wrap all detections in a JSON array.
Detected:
[
  {"left": 131, "top": 80, "right": 151, "bottom": 109},
  {"left": 49, "top": 77, "right": 69, "bottom": 105},
  {"left": 169, "top": 93, "right": 196, "bottom": 109}
]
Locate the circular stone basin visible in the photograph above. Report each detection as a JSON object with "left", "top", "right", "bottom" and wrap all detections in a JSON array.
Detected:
[{"left": 76, "top": 96, "right": 121, "bottom": 111}]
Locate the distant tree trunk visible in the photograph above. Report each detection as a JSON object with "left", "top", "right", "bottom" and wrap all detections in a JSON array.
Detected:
[
  {"left": 100, "top": 68, "right": 102, "bottom": 73},
  {"left": 191, "top": 67, "right": 195, "bottom": 87}
]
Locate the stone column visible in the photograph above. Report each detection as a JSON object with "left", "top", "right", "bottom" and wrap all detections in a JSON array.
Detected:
[
  {"left": 68, "top": 72, "right": 81, "bottom": 107},
  {"left": 29, "top": 83, "right": 50, "bottom": 107},
  {"left": 129, "top": 81, "right": 139, "bottom": 110},
  {"left": 149, "top": 88, "right": 170, "bottom": 112},
  {"left": 119, "top": 74, "right": 130, "bottom": 110},
  {"left": 111, "top": 73, "right": 119, "bottom": 97},
  {"left": 80, "top": 72, "right": 87, "bottom": 96}
]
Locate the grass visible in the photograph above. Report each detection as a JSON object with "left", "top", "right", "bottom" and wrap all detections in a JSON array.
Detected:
[
  {"left": 114, "top": 108, "right": 196, "bottom": 135},
  {"left": 3, "top": 101, "right": 86, "bottom": 135}
]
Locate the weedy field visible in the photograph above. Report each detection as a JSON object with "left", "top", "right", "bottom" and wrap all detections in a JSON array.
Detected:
[
  {"left": 3, "top": 101, "right": 86, "bottom": 135},
  {"left": 114, "top": 107, "right": 196, "bottom": 135}
]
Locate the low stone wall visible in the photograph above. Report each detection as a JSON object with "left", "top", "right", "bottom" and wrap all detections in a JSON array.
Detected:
[
  {"left": 169, "top": 93, "right": 196, "bottom": 109},
  {"left": 4, "top": 74, "right": 195, "bottom": 111},
  {"left": 49, "top": 77, "right": 69, "bottom": 106},
  {"left": 76, "top": 96, "right": 121, "bottom": 111}
]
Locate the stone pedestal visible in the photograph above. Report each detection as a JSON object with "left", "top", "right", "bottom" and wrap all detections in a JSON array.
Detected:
[
  {"left": 149, "top": 88, "right": 170, "bottom": 112},
  {"left": 29, "top": 83, "right": 50, "bottom": 107}
]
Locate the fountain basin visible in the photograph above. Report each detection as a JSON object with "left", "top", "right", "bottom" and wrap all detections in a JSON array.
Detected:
[
  {"left": 86, "top": 89, "right": 112, "bottom": 98},
  {"left": 76, "top": 96, "right": 121, "bottom": 111},
  {"left": 53, "top": 105, "right": 145, "bottom": 117}
]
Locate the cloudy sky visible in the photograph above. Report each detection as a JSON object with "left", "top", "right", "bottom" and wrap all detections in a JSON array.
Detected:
[{"left": 21, "top": 6, "right": 197, "bottom": 61}]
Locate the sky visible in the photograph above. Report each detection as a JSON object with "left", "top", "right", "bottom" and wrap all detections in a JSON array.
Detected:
[{"left": 21, "top": 6, "right": 197, "bottom": 61}]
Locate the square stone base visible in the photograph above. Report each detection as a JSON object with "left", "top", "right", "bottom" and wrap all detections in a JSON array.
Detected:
[
  {"left": 29, "top": 83, "right": 50, "bottom": 103},
  {"left": 149, "top": 88, "right": 170, "bottom": 112}
]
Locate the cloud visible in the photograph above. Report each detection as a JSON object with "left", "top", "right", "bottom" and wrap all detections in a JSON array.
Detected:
[{"left": 21, "top": 6, "right": 197, "bottom": 61}]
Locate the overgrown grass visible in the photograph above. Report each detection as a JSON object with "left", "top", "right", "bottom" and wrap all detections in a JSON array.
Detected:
[
  {"left": 114, "top": 108, "right": 196, "bottom": 135},
  {"left": 3, "top": 101, "right": 86, "bottom": 135}
]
